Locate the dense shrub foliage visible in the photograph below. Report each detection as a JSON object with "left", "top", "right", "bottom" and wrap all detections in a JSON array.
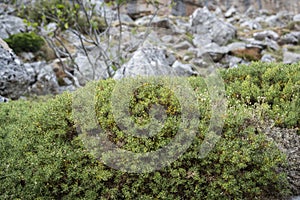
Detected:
[
  {"left": 222, "top": 62, "right": 300, "bottom": 129},
  {"left": 1, "top": 62, "right": 298, "bottom": 199},
  {"left": 4, "top": 32, "right": 45, "bottom": 53}
]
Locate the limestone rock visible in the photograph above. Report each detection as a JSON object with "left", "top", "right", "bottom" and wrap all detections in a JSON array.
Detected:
[
  {"left": 224, "top": 6, "right": 237, "bottom": 18},
  {"left": 220, "top": 55, "right": 244, "bottom": 68},
  {"left": 293, "top": 14, "right": 300, "bottom": 22},
  {"left": 261, "top": 54, "right": 276, "bottom": 62},
  {"left": 253, "top": 30, "right": 279, "bottom": 41},
  {"left": 279, "top": 32, "right": 300, "bottom": 45},
  {"left": 240, "top": 20, "right": 262, "bottom": 30},
  {"left": 114, "top": 46, "right": 178, "bottom": 79},
  {"left": 196, "top": 43, "right": 229, "bottom": 62},
  {"left": 0, "top": 15, "right": 25, "bottom": 39},
  {"left": 0, "top": 95, "right": 8, "bottom": 102},
  {"left": 74, "top": 48, "right": 112, "bottom": 85},
  {"left": 171, "top": 60, "right": 198, "bottom": 76},
  {"left": 173, "top": 41, "right": 193, "bottom": 50},
  {"left": 265, "top": 11, "right": 293, "bottom": 28},
  {"left": 189, "top": 7, "right": 236, "bottom": 46},
  {"left": 25, "top": 61, "right": 60, "bottom": 96},
  {"left": 0, "top": 46, "right": 34, "bottom": 99},
  {"left": 283, "top": 50, "right": 300, "bottom": 64}
]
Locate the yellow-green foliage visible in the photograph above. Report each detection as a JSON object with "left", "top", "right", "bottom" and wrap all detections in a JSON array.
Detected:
[
  {"left": 222, "top": 62, "right": 300, "bottom": 128},
  {"left": 4, "top": 32, "right": 44, "bottom": 53},
  {"left": 1, "top": 62, "right": 298, "bottom": 199}
]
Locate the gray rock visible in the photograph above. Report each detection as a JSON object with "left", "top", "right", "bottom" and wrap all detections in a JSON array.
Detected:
[
  {"left": 0, "top": 3, "right": 15, "bottom": 15},
  {"left": 245, "top": 5, "right": 257, "bottom": 18},
  {"left": 0, "top": 3, "right": 5, "bottom": 15},
  {"left": 119, "top": 14, "right": 134, "bottom": 23},
  {"left": 265, "top": 11, "right": 293, "bottom": 28},
  {"left": 114, "top": 46, "right": 178, "bottom": 79},
  {"left": 74, "top": 48, "right": 111, "bottom": 85},
  {"left": 293, "top": 14, "right": 300, "bottom": 22},
  {"left": 283, "top": 50, "right": 300, "bottom": 64},
  {"left": 253, "top": 30, "right": 279, "bottom": 41},
  {"left": 243, "top": 38, "right": 271, "bottom": 50},
  {"left": 221, "top": 55, "right": 244, "bottom": 68},
  {"left": 240, "top": 20, "right": 262, "bottom": 30},
  {"left": 25, "top": 61, "right": 60, "bottom": 96},
  {"left": 18, "top": 52, "right": 35, "bottom": 62},
  {"left": 40, "top": 22, "right": 58, "bottom": 35},
  {"left": 192, "top": 34, "right": 212, "bottom": 47},
  {"left": 227, "top": 42, "right": 247, "bottom": 52},
  {"left": 290, "top": 196, "right": 300, "bottom": 200},
  {"left": 0, "top": 95, "right": 8, "bottom": 103},
  {"left": 224, "top": 6, "right": 237, "bottom": 18},
  {"left": 135, "top": 16, "right": 174, "bottom": 30},
  {"left": 279, "top": 32, "right": 300, "bottom": 45},
  {"left": 0, "top": 46, "right": 34, "bottom": 99},
  {"left": 196, "top": 43, "right": 229, "bottom": 62},
  {"left": 189, "top": 7, "right": 236, "bottom": 46},
  {"left": 165, "top": 51, "right": 177, "bottom": 66},
  {"left": 172, "top": 18, "right": 190, "bottom": 34},
  {"left": 227, "top": 15, "right": 241, "bottom": 25},
  {"left": 161, "top": 35, "right": 174, "bottom": 43},
  {"left": 173, "top": 41, "right": 193, "bottom": 50},
  {"left": 264, "top": 38, "right": 280, "bottom": 51},
  {"left": 261, "top": 54, "right": 276, "bottom": 62},
  {"left": 0, "top": 15, "right": 25, "bottom": 39},
  {"left": 214, "top": 7, "right": 223, "bottom": 18},
  {"left": 171, "top": 60, "right": 198, "bottom": 76}
]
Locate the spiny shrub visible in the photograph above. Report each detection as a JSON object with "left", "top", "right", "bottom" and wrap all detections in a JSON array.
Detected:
[
  {"left": 4, "top": 32, "right": 45, "bottom": 53},
  {"left": 0, "top": 96, "right": 112, "bottom": 199},
  {"left": 0, "top": 64, "right": 292, "bottom": 199},
  {"left": 221, "top": 62, "right": 300, "bottom": 129}
]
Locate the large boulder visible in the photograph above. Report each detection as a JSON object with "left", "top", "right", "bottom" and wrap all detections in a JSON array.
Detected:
[
  {"left": 0, "top": 15, "right": 25, "bottom": 39},
  {"left": 189, "top": 7, "right": 236, "bottom": 46},
  {"left": 0, "top": 2, "right": 16, "bottom": 15},
  {"left": 113, "top": 46, "right": 176, "bottom": 79},
  {"left": 0, "top": 45, "right": 34, "bottom": 99},
  {"left": 113, "top": 45, "right": 196, "bottom": 79}
]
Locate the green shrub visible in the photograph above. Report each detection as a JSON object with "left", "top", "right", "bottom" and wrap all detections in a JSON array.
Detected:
[
  {"left": 4, "top": 32, "right": 45, "bottom": 53},
  {"left": 91, "top": 78, "right": 289, "bottom": 199},
  {"left": 222, "top": 62, "right": 300, "bottom": 129},
  {"left": 0, "top": 64, "right": 293, "bottom": 199},
  {"left": 0, "top": 95, "right": 112, "bottom": 199}
]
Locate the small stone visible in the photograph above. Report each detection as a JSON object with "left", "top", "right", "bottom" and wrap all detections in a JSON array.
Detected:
[
  {"left": 261, "top": 54, "right": 276, "bottom": 62},
  {"left": 0, "top": 95, "right": 9, "bottom": 103}
]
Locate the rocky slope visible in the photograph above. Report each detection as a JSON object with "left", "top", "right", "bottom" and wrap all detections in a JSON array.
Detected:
[{"left": 123, "top": 0, "right": 300, "bottom": 17}]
